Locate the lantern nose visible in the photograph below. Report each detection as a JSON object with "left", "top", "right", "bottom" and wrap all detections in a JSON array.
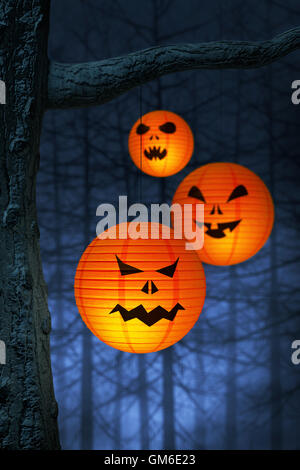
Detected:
[
  {"left": 141, "top": 281, "right": 159, "bottom": 294},
  {"left": 150, "top": 135, "right": 159, "bottom": 140},
  {"left": 210, "top": 205, "right": 223, "bottom": 215}
]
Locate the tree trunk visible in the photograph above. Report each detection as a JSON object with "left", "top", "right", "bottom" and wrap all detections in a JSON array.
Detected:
[
  {"left": 225, "top": 71, "right": 242, "bottom": 450},
  {"left": 267, "top": 71, "right": 282, "bottom": 450},
  {"left": 52, "top": 111, "right": 65, "bottom": 445},
  {"left": 138, "top": 355, "right": 150, "bottom": 450},
  {"left": 81, "top": 109, "right": 94, "bottom": 450},
  {"left": 114, "top": 353, "right": 122, "bottom": 449},
  {"left": 225, "top": 266, "right": 237, "bottom": 449},
  {"left": 265, "top": 3, "right": 282, "bottom": 449},
  {"left": 0, "top": 0, "right": 60, "bottom": 449}
]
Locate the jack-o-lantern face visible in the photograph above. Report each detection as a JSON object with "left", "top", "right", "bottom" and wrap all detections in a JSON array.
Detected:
[
  {"left": 128, "top": 110, "right": 194, "bottom": 177},
  {"left": 74, "top": 223, "right": 205, "bottom": 353},
  {"left": 172, "top": 163, "right": 275, "bottom": 266}
]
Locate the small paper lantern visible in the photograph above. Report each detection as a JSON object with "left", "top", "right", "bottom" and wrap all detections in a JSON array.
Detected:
[
  {"left": 128, "top": 110, "right": 194, "bottom": 177},
  {"left": 172, "top": 162, "right": 275, "bottom": 266},
  {"left": 74, "top": 222, "right": 206, "bottom": 353}
]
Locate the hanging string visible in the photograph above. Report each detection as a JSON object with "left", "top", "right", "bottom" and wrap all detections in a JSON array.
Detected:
[
  {"left": 138, "top": 85, "right": 143, "bottom": 203},
  {"left": 219, "top": 1, "right": 224, "bottom": 159}
]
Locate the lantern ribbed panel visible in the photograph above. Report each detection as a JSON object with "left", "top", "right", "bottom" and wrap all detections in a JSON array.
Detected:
[
  {"left": 172, "top": 163, "right": 274, "bottom": 266},
  {"left": 74, "top": 223, "right": 206, "bottom": 353},
  {"left": 128, "top": 110, "right": 194, "bottom": 177}
]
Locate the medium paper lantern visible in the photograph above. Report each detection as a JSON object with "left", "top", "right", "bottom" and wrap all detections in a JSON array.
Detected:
[
  {"left": 74, "top": 222, "right": 206, "bottom": 353},
  {"left": 172, "top": 162, "right": 274, "bottom": 266},
  {"left": 128, "top": 110, "right": 194, "bottom": 177}
]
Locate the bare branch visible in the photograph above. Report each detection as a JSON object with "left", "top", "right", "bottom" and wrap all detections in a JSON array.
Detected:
[{"left": 47, "top": 27, "right": 300, "bottom": 109}]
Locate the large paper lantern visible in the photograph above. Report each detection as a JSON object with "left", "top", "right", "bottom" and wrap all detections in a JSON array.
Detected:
[
  {"left": 128, "top": 110, "right": 194, "bottom": 177},
  {"left": 172, "top": 162, "right": 274, "bottom": 266},
  {"left": 74, "top": 222, "right": 206, "bottom": 353}
]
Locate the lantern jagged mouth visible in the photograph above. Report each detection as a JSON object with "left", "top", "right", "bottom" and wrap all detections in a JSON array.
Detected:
[
  {"left": 144, "top": 146, "right": 167, "bottom": 160},
  {"left": 110, "top": 303, "right": 185, "bottom": 327},
  {"left": 195, "top": 219, "right": 242, "bottom": 239}
]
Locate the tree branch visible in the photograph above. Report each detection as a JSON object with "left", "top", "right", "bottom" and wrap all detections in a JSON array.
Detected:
[{"left": 47, "top": 27, "right": 300, "bottom": 110}]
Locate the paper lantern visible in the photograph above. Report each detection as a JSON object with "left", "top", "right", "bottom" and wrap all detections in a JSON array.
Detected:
[
  {"left": 128, "top": 110, "right": 194, "bottom": 177},
  {"left": 172, "top": 162, "right": 274, "bottom": 266},
  {"left": 74, "top": 222, "right": 206, "bottom": 353}
]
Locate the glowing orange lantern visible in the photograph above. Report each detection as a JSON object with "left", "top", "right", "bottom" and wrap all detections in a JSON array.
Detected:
[
  {"left": 74, "top": 222, "right": 206, "bottom": 353},
  {"left": 128, "top": 110, "right": 194, "bottom": 177},
  {"left": 172, "top": 162, "right": 274, "bottom": 266}
]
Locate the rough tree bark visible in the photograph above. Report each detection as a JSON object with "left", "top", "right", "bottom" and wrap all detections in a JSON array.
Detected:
[
  {"left": 0, "top": 0, "right": 299, "bottom": 449},
  {"left": 0, "top": 1, "right": 60, "bottom": 449},
  {"left": 47, "top": 27, "right": 300, "bottom": 109}
]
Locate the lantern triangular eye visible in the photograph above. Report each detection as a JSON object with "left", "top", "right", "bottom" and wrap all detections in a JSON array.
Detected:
[
  {"left": 157, "top": 258, "right": 179, "bottom": 278},
  {"left": 227, "top": 185, "right": 248, "bottom": 202},
  {"left": 188, "top": 186, "right": 206, "bottom": 202},
  {"left": 116, "top": 255, "right": 143, "bottom": 276},
  {"left": 159, "top": 122, "right": 176, "bottom": 134},
  {"left": 136, "top": 123, "right": 150, "bottom": 135}
]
